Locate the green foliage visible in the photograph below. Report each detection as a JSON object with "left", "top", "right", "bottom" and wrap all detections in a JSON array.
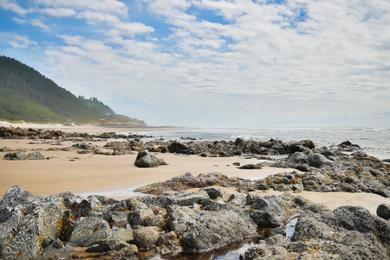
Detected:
[{"left": 0, "top": 55, "right": 145, "bottom": 125}]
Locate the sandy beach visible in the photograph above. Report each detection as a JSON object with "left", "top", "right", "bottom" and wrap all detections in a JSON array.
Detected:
[{"left": 0, "top": 138, "right": 290, "bottom": 196}]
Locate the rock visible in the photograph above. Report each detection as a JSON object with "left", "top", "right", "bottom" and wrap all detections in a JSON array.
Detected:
[
  {"left": 134, "top": 151, "right": 167, "bottom": 168},
  {"left": 250, "top": 210, "right": 283, "bottom": 228},
  {"left": 238, "top": 163, "right": 263, "bottom": 169},
  {"left": 167, "top": 141, "right": 193, "bottom": 154},
  {"left": 69, "top": 217, "right": 113, "bottom": 247},
  {"left": 108, "top": 206, "right": 130, "bottom": 228},
  {"left": 168, "top": 205, "right": 257, "bottom": 253},
  {"left": 288, "top": 152, "right": 308, "bottom": 164},
  {"left": 246, "top": 194, "right": 269, "bottom": 209},
  {"left": 292, "top": 212, "right": 333, "bottom": 241},
  {"left": 157, "top": 231, "right": 182, "bottom": 257},
  {"left": 72, "top": 143, "right": 92, "bottom": 150},
  {"left": 307, "top": 153, "right": 327, "bottom": 168},
  {"left": 4, "top": 151, "right": 45, "bottom": 160},
  {"left": 331, "top": 206, "right": 377, "bottom": 233},
  {"left": 133, "top": 226, "right": 160, "bottom": 250},
  {"left": 0, "top": 187, "right": 66, "bottom": 258},
  {"left": 202, "top": 187, "right": 222, "bottom": 200},
  {"left": 352, "top": 150, "right": 368, "bottom": 158},
  {"left": 234, "top": 138, "right": 244, "bottom": 146},
  {"left": 113, "top": 227, "right": 134, "bottom": 243},
  {"left": 241, "top": 242, "right": 290, "bottom": 260},
  {"left": 128, "top": 199, "right": 167, "bottom": 228},
  {"left": 338, "top": 140, "right": 361, "bottom": 151},
  {"left": 69, "top": 199, "right": 92, "bottom": 217},
  {"left": 376, "top": 204, "right": 390, "bottom": 220},
  {"left": 232, "top": 162, "right": 240, "bottom": 166},
  {"left": 135, "top": 172, "right": 256, "bottom": 195}
]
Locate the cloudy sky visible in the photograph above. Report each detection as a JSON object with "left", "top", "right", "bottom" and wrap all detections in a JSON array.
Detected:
[{"left": 0, "top": 0, "right": 389, "bottom": 127}]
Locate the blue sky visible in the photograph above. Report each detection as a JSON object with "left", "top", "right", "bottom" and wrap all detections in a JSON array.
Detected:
[{"left": 0, "top": 0, "right": 389, "bottom": 127}]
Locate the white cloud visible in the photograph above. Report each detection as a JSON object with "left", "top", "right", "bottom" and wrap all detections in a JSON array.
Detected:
[
  {"left": 12, "top": 17, "right": 50, "bottom": 30},
  {"left": 40, "top": 8, "right": 77, "bottom": 17},
  {"left": 30, "top": 19, "right": 50, "bottom": 30},
  {"left": 34, "top": 0, "right": 128, "bottom": 16},
  {"left": 0, "top": 0, "right": 29, "bottom": 15},
  {"left": 0, "top": 32, "right": 36, "bottom": 49}
]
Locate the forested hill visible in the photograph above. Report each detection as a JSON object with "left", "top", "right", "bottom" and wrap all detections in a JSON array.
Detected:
[{"left": 0, "top": 56, "right": 146, "bottom": 126}]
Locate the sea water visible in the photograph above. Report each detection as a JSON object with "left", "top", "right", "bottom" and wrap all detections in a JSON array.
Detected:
[{"left": 134, "top": 127, "right": 390, "bottom": 159}]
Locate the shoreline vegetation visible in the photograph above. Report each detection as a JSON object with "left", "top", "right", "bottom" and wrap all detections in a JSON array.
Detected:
[
  {"left": 0, "top": 56, "right": 146, "bottom": 127},
  {"left": 0, "top": 126, "right": 389, "bottom": 259}
]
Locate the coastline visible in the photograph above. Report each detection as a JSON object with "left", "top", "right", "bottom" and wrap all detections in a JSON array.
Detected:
[
  {"left": 0, "top": 139, "right": 290, "bottom": 196},
  {"left": 1, "top": 126, "right": 390, "bottom": 259}
]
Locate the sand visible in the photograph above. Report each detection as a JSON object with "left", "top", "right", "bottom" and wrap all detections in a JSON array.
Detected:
[
  {"left": 0, "top": 139, "right": 289, "bottom": 196},
  {"left": 250, "top": 190, "right": 390, "bottom": 214},
  {"left": 0, "top": 138, "right": 389, "bottom": 214},
  {"left": 0, "top": 120, "right": 172, "bottom": 134}
]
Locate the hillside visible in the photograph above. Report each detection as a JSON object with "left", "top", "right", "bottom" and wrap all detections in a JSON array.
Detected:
[{"left": 0, "top": 56, "right": 146, "bottom": 126}]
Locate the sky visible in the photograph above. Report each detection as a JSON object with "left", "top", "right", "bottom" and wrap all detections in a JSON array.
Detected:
[{"left": 0, "top": 0, "right": 389, "bottom": 128}]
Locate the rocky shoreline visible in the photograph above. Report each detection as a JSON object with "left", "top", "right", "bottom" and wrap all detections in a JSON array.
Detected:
[
  {"left": 0, "top": 183, "right": 389, "bottom": 259},
  {"left": 1, "top": 126, "right": 390, "bottom": 259},
  {"left": 3, "top": 127, "right": 388, "bottom": 198}
]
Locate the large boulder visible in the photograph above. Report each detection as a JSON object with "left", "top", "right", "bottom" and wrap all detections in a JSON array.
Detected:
[
  {"left": 134, "top": 151, "right": 167, "bottom": 168},
  {"left": 168, "top": 205, "right": 257, "bottom": 253},
  {"left": 69, "top": 217, "right": 113, "bottom": 247},
  {"left": 0, "top": 187, "right": 66, "bottom": 258}
]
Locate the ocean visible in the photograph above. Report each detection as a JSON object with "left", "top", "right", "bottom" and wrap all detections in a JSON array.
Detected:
[{"left": 137, "top": 128, "right": 390, "bottom": 159}]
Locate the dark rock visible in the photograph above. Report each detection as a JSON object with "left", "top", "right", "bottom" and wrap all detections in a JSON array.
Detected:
[
  {"left": 70, "top": 199, "right": 92, "bottom": 217},
  {"left": 288, "top": 152, "right": 308, "bottom": 164},
  {"left": 238, "top": 163, "right": 263, "bottom": 169},
  {"left": 338, "top": 140, "right": 361, "bottom": 151},
  {"left": 246, "top": 194, "right": 269, "bottom": 209},
  {"left": 167, "top": 141, "right": 193, "bottom": 154},
  {"left": 307, "top": 153, "right": 328, "bottom": 168},
  {"left": 250, "top": 210, "right": 283, "bottom": 228},
  {"left": 330, "top": 206, "right": 380, "bottom": 234},
  {"left": 72, "top": 143, "right": 92, "bottom": 150},
  {"left": 376, "top": 204, "right": 390, "bottom": 220},
  {"left": 202, "top": 187, "right": 222, "bottom": 200}
]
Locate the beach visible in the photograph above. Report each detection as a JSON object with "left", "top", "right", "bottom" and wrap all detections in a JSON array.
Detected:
[
  {"left": 1, "top": 125, "right": 390, "bottom": 259},
  {"left": 0, "top": 138, "right": 287, "bottom": 196},
  {"left": 0, "top": 132, "right": 389, "bottom": 214}
]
